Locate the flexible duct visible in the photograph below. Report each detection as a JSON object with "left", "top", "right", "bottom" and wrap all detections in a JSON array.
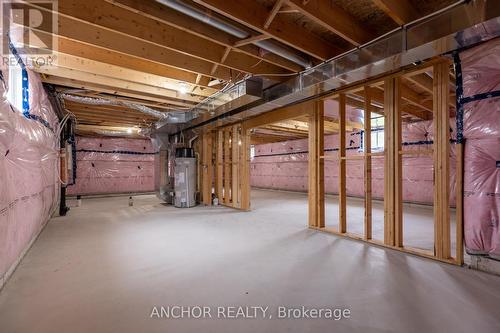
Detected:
[
  {"left": 156, "top": 0, "right": 312, "bottom": 68},
  {"left": 60, "top": 94, "right": 167, "bottom": 119}
]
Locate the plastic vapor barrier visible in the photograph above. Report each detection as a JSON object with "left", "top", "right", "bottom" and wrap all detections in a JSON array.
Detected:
[
  {"left": 0, "top": 65, "right": 59, "bottom": 285},
  {"left": 66, "top": 137, "right": 156, "bottom": 195},
  {"left": 459, "top": 38, "right": 500, "bottom": 259},
  {"left": 251, "top": 118, "right": 457, "bottom": 206}
]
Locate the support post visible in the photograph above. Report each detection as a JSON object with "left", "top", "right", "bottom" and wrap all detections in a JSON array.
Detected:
[
  {"left": 240, "top": 127, "right": 251, "bottom": 211},
  {"left": 433, "top": 61, "right": 451, "bottom": 259},
  {"left": 364, "top": 87, "right": 372, "bottom": 240},
  {"left": 394, "top": 77, "right": 403, "bottom": 248},
  {"left": 456, "top": 142, "right": 464, "bottom": 264},
  {"left": 384, "top": 78, "right": 395, "bottom": 246},
  {"left": 338, "top": 94, "right": 347, "bottom": 233},
  {"left": 223, "top": 129, "right": 231, "bottom": 205},
  {"left": 201, "top": 132, "right": 213, "bottom": 205},
  {"left": 308, "top": 100, "right": 324, "bottom": 228},
  {"left": 232, "top": 125, "right": 240, "bottom": 208},
  {"left": 215, "top": 130, "right": 223, "bottom": 202}
]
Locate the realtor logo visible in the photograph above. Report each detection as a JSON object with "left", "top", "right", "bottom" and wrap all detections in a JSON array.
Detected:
[{"left": 1, "top": 0, "right": 58, "bottom": 56}]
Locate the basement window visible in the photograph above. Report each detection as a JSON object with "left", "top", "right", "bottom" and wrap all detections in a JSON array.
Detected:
[{"left": 370, "top": 114, "right": 384, "bottom": 151}]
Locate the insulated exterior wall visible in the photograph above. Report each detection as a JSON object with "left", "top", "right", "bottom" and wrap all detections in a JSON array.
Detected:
[
  {"left": 66, "top": 137, "right": 156, "bottom": 195},
  {"left": 460, "top": 38, "right": 500, "bottom": 258},
  {"left": 251, "top": 119, "right": 457, "bottom": 206},
  {"left": 0, "top": 67, "right": 59, "bottom": 287}
]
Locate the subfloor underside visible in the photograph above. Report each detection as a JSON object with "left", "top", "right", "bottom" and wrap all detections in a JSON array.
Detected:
[{"left": 0, "top": 189, "right": 499, "bottom": 333}]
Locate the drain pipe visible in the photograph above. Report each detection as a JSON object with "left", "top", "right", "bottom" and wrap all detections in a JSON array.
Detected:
[{"left": 156, "top": 0, "right": 311, "bottom": 68}]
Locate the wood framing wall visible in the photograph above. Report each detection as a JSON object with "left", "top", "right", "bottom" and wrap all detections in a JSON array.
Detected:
[
  {"left": 200, "top": 124, "right": 250, "bottom": 210},
  {"left": 308, "top": 59, "right": 463, "bottom": 265},
  {"left": 198, "top": 58, "right": 464, "bottom": 265}
]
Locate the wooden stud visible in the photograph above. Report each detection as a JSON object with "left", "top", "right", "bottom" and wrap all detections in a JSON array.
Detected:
[
  {"left": 215, "top": 130, "right": 224, "bottom": 202},
  {"left": 317, "top": 101, "right": 325, "bottom": 228},
  {"left": 433, "top": 61, "right": 451, "bottom": 259},
  {"left": 201, "top": 133, "right": 213, "bottom": 205},
  {"left": 223, "top": 129, "right": 231, "bottom": 205},
  {"left": 455, "top": 142, "right": 464, "bottom": 264},
  {"left": 232, "top": 125, "right": 240, "bottom": 208},
  {"left": 364, "top": 87, "right": 372, "bottom": 240},
  {"left": 394, "top": 77, "right": 403, "bottom": 248},
  {"left": 240, "top": 128, "right": 251, "bottom": 211},
  {"left": 384, "top": 78, "right": 395, "bottom": 246},
  {"left": 338, "top": 94, "right": 347, "bottom": 233},
  {"left": 308, "top": 101, "right": 324, "bottom": 228}
]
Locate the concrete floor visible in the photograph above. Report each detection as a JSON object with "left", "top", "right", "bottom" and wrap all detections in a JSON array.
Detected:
[
  {"left": 0, "top": 189, "right": 499, "bottom": 333},
  {"left": 324, "top": 195, "right": 459, "bottom": 255}
]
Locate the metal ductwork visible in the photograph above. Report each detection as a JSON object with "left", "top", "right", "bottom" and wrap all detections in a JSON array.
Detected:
[
  {"left": 153, "top": 77, "right": 263, "bottom": 134},
  {"left": 155, "top": 0, "right": 500, "bottom": 135},
  {"left": 156, "top": 0, "right": 312, "bottom": 68}
]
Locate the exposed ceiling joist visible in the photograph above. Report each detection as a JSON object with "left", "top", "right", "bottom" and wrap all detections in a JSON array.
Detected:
[
  {"left": 32, "top": 0, "right": 290, "bottom": 77},
  {"left": 264, "top": 0, "right": 286, "bottom": 29},
  {"left": 50, "top": 52, "right": 217, "bottom": 98},
  {"left": 44, "top": 76, "right": 198, "bottom": 107},
  {"left": 371, "top": 0, "right": 419, "bottom": 25},
  {"left": 36, "top": 66, "right": 206, "bottom": 104},
  {"left": 192, "top": 0, "right": 342, "bottom": 60},
  {"left": 106, "top": 0, "right": 302, "bottom": 72},
  {"left": 287, "top": 0, "right": 373, "bottom": 46}
]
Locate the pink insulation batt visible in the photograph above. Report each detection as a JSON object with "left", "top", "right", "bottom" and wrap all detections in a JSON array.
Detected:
[
  {"left": 0, "top": 67, "right": 60, "bottom": 284},
  {"left": 460, "top": 38, "right": 500, "bottom": 258},
  {"left": 251, "top": 103, "right": 457, "bottom": 206},
  {"left": 66, "top": 137, "right": 156, "bottom": 195}
]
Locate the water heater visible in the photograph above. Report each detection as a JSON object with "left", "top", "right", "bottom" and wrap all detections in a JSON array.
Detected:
[{"left": 174, "top": 148, "right": 197, "bottom": 208}]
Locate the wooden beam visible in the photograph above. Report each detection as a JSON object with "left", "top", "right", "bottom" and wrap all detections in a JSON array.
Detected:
[
  {"left": 223, "top": 129, "right": 231, "bottom": 205},
  {"left": 234, "top": 34, "right": 271, "bottom": 47},
  {"left": 338, "top": 94, "right": 346, "bottom": 233},
  {"left": 367, "top": 87, "right": 432, "bottom": 120},
  {"left": 36, "top": 67, "right": 204, "bottom": 104},
  {"left": 43, "top": 75, "right": 198, "bottom": 107},
  {"left": 192, "top": 0, "right": 342, "bottom": 60},
  {"left": 433, "top": 61, "right": 451, "bottom": 259},
  {"left": 455, "top": 142, "right": 464, "bottom": 264},
  {"left": 364, "top": 87, "right": 372, "bottom": 240},
  {"left": 44, "top": 0, "right": 291, "bottom": 76},
  {"left": 11, "top": 11, "right": 238, "bottom": 82},
  {"left": 202, "top": 133, "right": 214, "bottom": 205},
  {"left": 242, "top": 101, "right": 314, "bottom": 130},
  {"left": 215, "top": 130, "right": 224, "bottom": 202},
  {"left": 240, "top": 128, "right": 251, "bottom": 210},
  {"left": 308, "top": 100, "right": 324, "bottom": 228},
  {"left": 107, "top": 0, "right": 302, "bottom": 72},
  {"left": 51, "top": 52, "right": 217, "bottom": 97},
  {"left": 287, "top": 0, "right": 372, "bottom": 46},
  {"left": 264, "top": 0, "right": 285, "bottom": 29},
  {"left": 371, "top": 0, "right": 419, "bottom": 25},
  {"left": 405, "top": 74, "right": 456, "bottom": 108},
  {"left": 231, "top": 125, "right": 240, "bottom": 208},
  {"left": 394, "top": 77, "right": 403, "bottom": 248},
  {"left": 384, "top": 78, "right": 395, "bottom": 246},
  {"left": 58, "top": 40, "right": 212, "bottom": 87}
]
